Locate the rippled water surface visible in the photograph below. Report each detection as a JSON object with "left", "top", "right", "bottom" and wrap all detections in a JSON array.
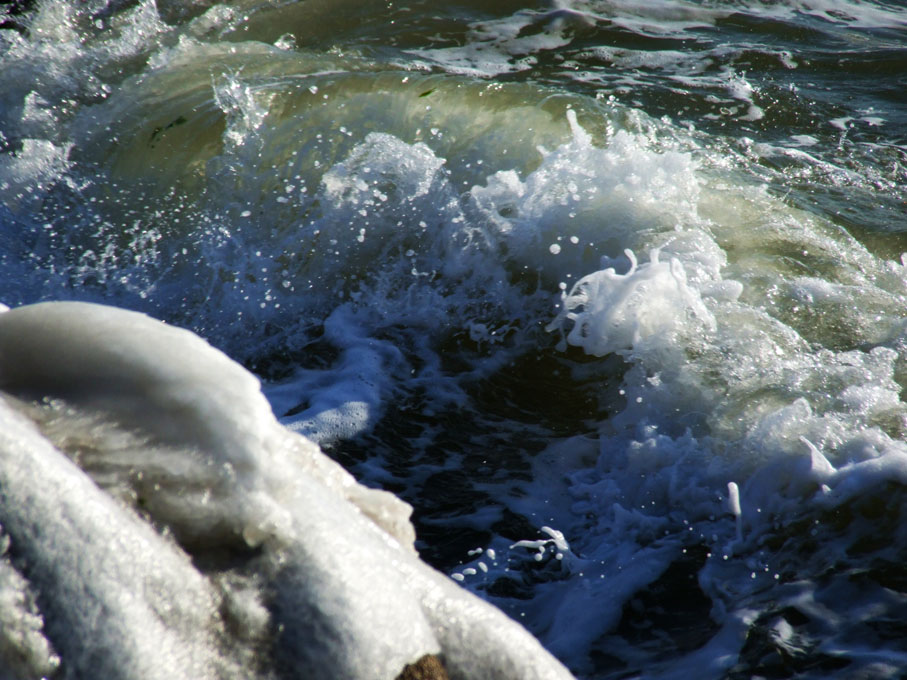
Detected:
[{"left": 2, "top": 1, "right": 907, "bottom": 677}]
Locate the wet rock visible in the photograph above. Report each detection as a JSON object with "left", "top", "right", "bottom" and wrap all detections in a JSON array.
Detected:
[{"left": 396, "top": 654, "right": 449, "bottom": 680}]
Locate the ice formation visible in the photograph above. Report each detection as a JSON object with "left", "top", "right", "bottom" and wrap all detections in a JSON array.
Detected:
[{"left": 0, "top": 301, "right": 574, "bottom": 680}]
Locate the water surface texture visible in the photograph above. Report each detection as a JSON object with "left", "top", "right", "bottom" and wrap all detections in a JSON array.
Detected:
[{"left": 2, "top": 1, "right": 907, "bottom": 678}]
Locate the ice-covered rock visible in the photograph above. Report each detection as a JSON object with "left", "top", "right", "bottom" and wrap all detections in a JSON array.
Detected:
[{"left": 0, "top": 301, "right": 574, "bottom": 680}]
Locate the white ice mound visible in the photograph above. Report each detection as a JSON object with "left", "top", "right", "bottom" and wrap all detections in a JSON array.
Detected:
[
  {"left": 0, "top": 301, "right": 574, "bottom": 680},
  {"left": 547, "top": 248, "right": 715, "bottom": 357}
]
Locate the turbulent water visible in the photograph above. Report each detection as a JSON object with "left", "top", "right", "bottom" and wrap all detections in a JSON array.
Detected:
[{"left": 2, "top": 0, "right": 907, "bottom": 678}]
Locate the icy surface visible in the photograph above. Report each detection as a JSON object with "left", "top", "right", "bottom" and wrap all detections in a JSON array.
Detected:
[{"left": 0, "top": 301, "right": 574, "bottom": 680}]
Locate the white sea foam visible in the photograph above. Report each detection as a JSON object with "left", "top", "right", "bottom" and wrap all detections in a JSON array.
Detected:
[
  {"left": 407, "top": 0, "right": 906, "bottom": 84},
  {"left": 547, "top": 248, "right": 716, "bottom": 357},
  {"left": 416, "top": 108, "right": 907, "bottom": 673},
  {"left": 563, "top": 0, "right": 907, "bottom": 34},
  {"left": 469, "top": 108, "right": 702, "bottom": 286},
  {"left": 763, "top": 0, "right": 907, "bottom": 29}
]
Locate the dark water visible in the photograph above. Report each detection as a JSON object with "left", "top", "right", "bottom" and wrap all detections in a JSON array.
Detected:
[{"left": 3, "top": 1, "right": 907, "bottom": 678}]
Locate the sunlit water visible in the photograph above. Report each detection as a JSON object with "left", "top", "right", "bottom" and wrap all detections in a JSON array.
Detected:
[{"left": 2, "top": 0, "right": 907, "bottom": 677}]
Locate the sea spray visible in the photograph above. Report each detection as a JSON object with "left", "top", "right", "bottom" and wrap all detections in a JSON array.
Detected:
[{"left": 547, "top": 248, "right": 718, "bottom": 357}]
